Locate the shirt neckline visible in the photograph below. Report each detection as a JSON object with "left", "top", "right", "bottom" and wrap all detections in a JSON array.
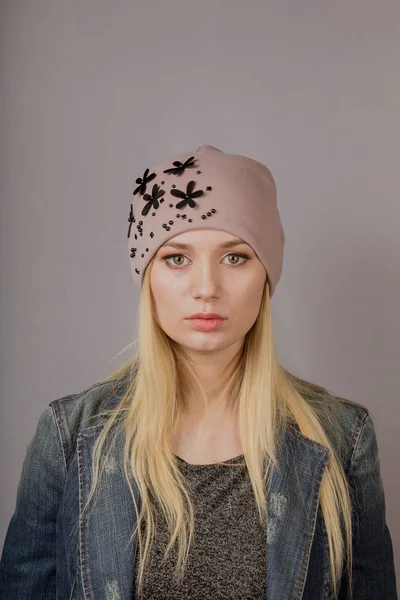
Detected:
[{"left": 173, "top": 453, "right": 245, "bottom": 467}]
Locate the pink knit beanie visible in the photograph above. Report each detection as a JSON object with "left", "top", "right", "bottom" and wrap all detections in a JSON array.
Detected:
[{"left": 127, "top": 144, "right": 285, "bottom": 296}]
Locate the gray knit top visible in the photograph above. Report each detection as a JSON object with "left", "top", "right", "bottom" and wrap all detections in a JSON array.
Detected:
[{"left": 134, "top": 453, "right": 267, "bottom": 599}]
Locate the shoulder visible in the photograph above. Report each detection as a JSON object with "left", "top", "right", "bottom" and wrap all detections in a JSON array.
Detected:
[
  {"left": 48, "top": 378, "right": 121, "bottom": 465},
  {"left": 49, "top": 378, "right": 119, "bottom": 429},
  {"left": 293, "top": 390, "right": 374, "bottom": 470},
  {"left": 324, "top": 392, "right": 371, "bottom": 435}
]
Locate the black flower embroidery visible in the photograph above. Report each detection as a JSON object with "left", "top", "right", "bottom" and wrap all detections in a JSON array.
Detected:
[
  {"left": 133, "top": 168, "right": 157, "bottom": 196},
  {"left": 163, "top": 156, "right": 196, "bottom": 176},
  {"left": 170, "top": 180, "right": 204, "bottom": 209},
  {"left": 142, "top": 183, "right": 165, "bottom": 217}
]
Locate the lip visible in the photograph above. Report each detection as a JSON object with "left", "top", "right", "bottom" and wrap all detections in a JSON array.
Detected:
[
  {"left": 187, "top": 318, "right": 226, "bottom": 332},
  {"left": 186, "top": 312, "right": 226, "bottom": 320}
]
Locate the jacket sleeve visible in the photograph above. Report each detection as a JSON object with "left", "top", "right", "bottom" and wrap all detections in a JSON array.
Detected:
[
  {"left": 338, "top": 411, "right": 398, "bottom": 599},
  {"left": 0, "top": 405, "right": 67, "bottom": 599}
]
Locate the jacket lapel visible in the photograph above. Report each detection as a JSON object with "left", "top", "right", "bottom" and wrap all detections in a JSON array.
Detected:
[
  {"left": 77, "top": 400, "right": 330, "bottom": 600},
  {"left": 266, "top": 422, "right": 331, "bottom": 599}
]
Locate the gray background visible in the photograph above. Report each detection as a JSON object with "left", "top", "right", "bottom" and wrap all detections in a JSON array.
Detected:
[{"left": 1, "top": 0, "right": 399, "bottom": 589}]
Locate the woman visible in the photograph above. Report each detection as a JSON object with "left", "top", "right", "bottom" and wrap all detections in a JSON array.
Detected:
[{"left": 0, "top": 145, "right": 397, "bottom": 599}]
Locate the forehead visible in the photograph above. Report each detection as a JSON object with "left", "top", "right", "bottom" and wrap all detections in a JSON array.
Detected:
[{"left": 160, "top": 229, "right": 248, "bottom": 248}]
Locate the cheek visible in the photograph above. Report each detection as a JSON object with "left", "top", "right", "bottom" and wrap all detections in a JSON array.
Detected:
[
  {"left": 151, "top": 280, "right": 181, "bottom": 325},
  {"left": 238, "top": 279, "right": 263, "bottom": 305},
  {"left": 152, "top": 283, "right": 174, "bottom": 310},
  {"left": 151, "top": 262, "right": 187, "bottom": 302},
  {"left": 232, "top": 283, "right": 264, "bottom": 324}
]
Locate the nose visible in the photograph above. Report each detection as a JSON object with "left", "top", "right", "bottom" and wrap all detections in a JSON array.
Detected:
[{"left": 191, "top": 261, "right": 220, "bottom": 300}]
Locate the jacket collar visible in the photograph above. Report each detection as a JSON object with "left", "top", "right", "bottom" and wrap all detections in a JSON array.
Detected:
[{"left": 76, "top": 392, "right": 330, "bottom": 600}]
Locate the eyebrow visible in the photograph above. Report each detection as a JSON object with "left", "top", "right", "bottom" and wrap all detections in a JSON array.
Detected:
[{"left": 161, "top": 238, "right": 248, "bottom": 251}]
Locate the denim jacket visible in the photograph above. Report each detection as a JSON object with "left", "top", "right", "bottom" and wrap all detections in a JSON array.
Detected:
[{"left": 0, "top": 379, "right": 397, "bottom": 599}]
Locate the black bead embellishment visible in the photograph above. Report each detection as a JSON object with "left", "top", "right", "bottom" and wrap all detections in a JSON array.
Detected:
[
  {"left": 133, "top": 168, "right": 156, "bottom": 196},
  {"left": 211, "top": 208, "right": 216, "bottom": 213},
  {"left": 166, "top": 226, "right": 170, "bottom": 231},
  {"left": 206, "top": 186, "right": 212, "bottom": 191},
  {"left": 207, "top": 212, "right": 211, "bottom": 216},
  {"left": 130, "top": 248, "right": 136, "bottom": 258},
  {"left": 161, "top": 181, "right": 165, "bottom": 184},
  {"left": 141, "top": 253, "right": 144, "bottom": 257},
  {"left": 135, "top": 268, "right": 140, "bottom": 274},
  {"left": 145, "top": 248, "right": 149, "bottom": 251},
  {"left": 201, "top": 215, "right": 206, "bottom": 219},
  {"left": 197, "top": 170, "right": 201, "bottom": 174},
  {"left": 152, "top": 212, "right": 156, "bottom": 216},
  {"left": 188, "top": 218, "right": 193, "bottom": 222},
  {"left": 172, "top": 184, "right": 176, "bottom": 188},
  {"left": 176, "top": 214, "right": 181, "bottom": 218},
  {"left": 162, "top": 224, "right": 166, "bottom": 228},
  {"left": 134, "top": 234, "right": 137, "bottom": 240},
  {"left": 150, "top": 232, "right": 154, "bottom": 238},
  {"left": 182, "top": 214, "right": 187, "bottom": 219},
  {"left": 163, "top": 156, "right": 196, "bottom": 176},
  {"left": 168, "top": 220, "right": 173, "bottom": 225},
  {"left": 169, "top": 203, "right": 173, "bottom": 207}
]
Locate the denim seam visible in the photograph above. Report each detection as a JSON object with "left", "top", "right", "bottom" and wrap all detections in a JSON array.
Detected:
[
  {"left": 52, "top": 401, "right": 71, "bottom": 474},
  {"left": 79, "top": 414, "right": 125, "bottom": 438},
  {"left": 287, "top": 423, "right": 331, "bottom": 455},
  {"left": 320, "top": 515, "right": 332, "bottom": 600},
  {"left": 348, "top": 410, "right": 369, "bottom": 467},
  {"left": 75, "top": 530, "right": 80, "bottom": 600},
  {"left": 294, "top": 451, "right": 330, "bottom": 600},
  {"left": 77, "top": 433, "right": 93, "bottom": 600}
]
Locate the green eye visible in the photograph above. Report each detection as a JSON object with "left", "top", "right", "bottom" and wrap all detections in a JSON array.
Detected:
[
  {"left": 162, "top": 252, "right": 250, "bottom": 269},
  {"left": 168, "top": 255, "right": 186, "bottom": 267}
]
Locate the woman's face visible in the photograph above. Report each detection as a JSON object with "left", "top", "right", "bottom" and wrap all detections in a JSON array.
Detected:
[{"left": 149, "top": 229, "right": 267, "bottom": 354}]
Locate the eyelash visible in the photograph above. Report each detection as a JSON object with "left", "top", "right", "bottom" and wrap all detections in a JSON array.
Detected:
[{"left": 162, "top": 252, "right": 250, "bottom": 269}]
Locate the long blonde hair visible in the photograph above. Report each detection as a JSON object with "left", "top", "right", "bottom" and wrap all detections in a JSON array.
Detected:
[{"left": 81, "top": 255, "right": 354, "bottom": 599}]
